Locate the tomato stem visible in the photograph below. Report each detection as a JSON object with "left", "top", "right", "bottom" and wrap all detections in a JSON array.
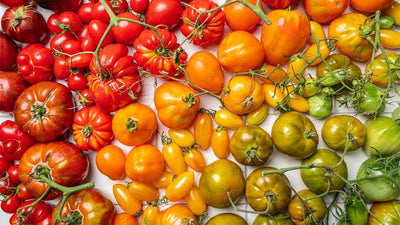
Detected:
[{"left": 126, "top": 118, "right": 138, "bottom": 133}]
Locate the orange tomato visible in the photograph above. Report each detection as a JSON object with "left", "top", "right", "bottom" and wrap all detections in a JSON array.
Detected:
[
  {"left": 284, "top": 86, "right": 310, "bottom": 113},
  {"left": 214, "top": 109, "right": 244, "bottom": 129},
  {"left": 141, "top": 205, "right": 158, "bottom": 225},
  {"left": 261, "top": 9, "right": 310, "bottom": 65},
  {"left": 168, "top": 128, "right": 195, "bottom": 148},
  {"left": 222, "top": 75, "right": 264, "bottom": 115},
  {"left": 96, "top": 145, "right": 126, "bottom": 180},
  {"left": 166, "top": 171, "right": 194, "bottom": 202},
  {"left": 211, "top": 126, "right": 230, "bottom": 159},
  {"left": 193, "top": 110, "right": 213, "bottom": 150},
  {"left": 162, "top": 140, "right": 187, "bottom": 175},
  {"left": 217, "top": 30, "right": 265, "bottom": 73},
  {"left": 112, "top": 213, "right": 137, "bottom": 225},
  {"left": 185, "top": 51, "right": 225, "bottom": 94},
  {"left": 308, "top": 21, "right": 326, "bottom": 44},
  {"left": 304, "top": 40, "right": 332, "bottom": 66},
  {"left": 128, "top": 181, "right": 159, "bottom": 202},
  {"left": 125, "top": 144, "right": 165, "bottom": 184},
  {"left": 304, "top": 0, "right": 349, "bottom": 24},
  {"left": 156, "top": 204, "right": 198, "bottom": 225},
  {"left": 380, "top": 29, "right": 400, "bottom": 49},
  {"left": 152, "top": 172, "right": 174, "bottom": 189},
  {"left": 350, "top": 0, "right": 394, "bottom": 12},
  {"left": 184, "top": 148, "right": 207, "bottom": 172},
  {"left": 262, "top": 84, "right": 287, "bottom": 111},
  {"left": 259, "top": 65, "right": 288, "bottom": 84},
  {"left": 154, "top": 82, "right": 200, "bottom": 129},
  {"left": 185, "top": 185, "right": 207, "bottom": 216},
  {"left": 287, "top": 55, "right": 307, "bottom": 82},
  {"left": 113, "top": 184, "right": 142, "bottom": 216},
  {"left": 224, "top": 0, "right": 262, "bottom": 31}
]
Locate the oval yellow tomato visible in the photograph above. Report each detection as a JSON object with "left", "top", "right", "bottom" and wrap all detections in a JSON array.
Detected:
[
  {"left": 166, "top": 171, "right": 194, "bottom": 202},
  {"left": 380, "top": 29, "right": 400, "bottom": 49},
  {"left": 152, "top": 172, "right": 174, "bottom": 189},
  {"left": 214, "top": 108, "right": 244, "bottom": 129},
  {"left": 162, "top": 140, "right": 187, "bottom": 175},
  {"left": 113, "top": 184, "right": 142, "bottom": 216},
  {"left": 168, "top": 128, "right": 195, "bottom": 148},
  {"left": 128, "top": 181, "right": 159, "bottom": 202},
  {"left": 259, "top": 65, "right": 288, "bottom": 84},
  {"left": 185, "top": 185, "right": 207, "bottom": 216},
  {"left": 184, "top": 148, "right": 207, "bottom": 172},
  {"left": 211, "top": 126, "right": 230, "bottom": 159},
  {"left": 141, "top": 205, "right": 158, "bottom": 225},
  {"left": 193, "top": 110, "right": 213, "bottom": 150},
  {"left": 246, "top": 103, "right": 269, "bottom": 125}
]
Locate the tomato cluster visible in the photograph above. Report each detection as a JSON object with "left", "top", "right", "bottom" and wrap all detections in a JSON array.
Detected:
[{"left": 0, "top": 0, "right": 400, "bottom": 224}]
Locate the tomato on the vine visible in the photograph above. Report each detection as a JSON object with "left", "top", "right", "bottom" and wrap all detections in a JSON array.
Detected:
[
  {"left": 9, "top": 200, "right": 53, "bottom": 225},
  {"left": 1, "top": 195, "right": 21, "bottom": 214},
  {"left": 130, "top": 0, "right": 148, "bottom": 13},
  {"left": 112, "top": 12, "right": 144, "bottom": 44},
  {"left": 145, "top": 0, "right": 182, "bottom": 29},
  {"left": 47, "top": 11, "right": 82, "bottom": 35},
  {"left": 224, "top": 0, "right": 262, "bottom": 31}
]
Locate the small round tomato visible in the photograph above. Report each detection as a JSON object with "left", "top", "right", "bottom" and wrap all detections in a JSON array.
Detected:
[
  {"left": 199, "top": 159, "right": 245, "bottom": 208},
  {"left": 113, "top": 184, "right": 142, "bottom": 216},
  {"left": 288, "top": 189, "right": 327, "bottom": 225},
  {"left": 287, "top": 55, "right": 307, "bottom": 82},
  {"left": 211, "top": 126, "right": 230, "bottom": 159},
  {"left": 218, "top": 31, "right": 265, "bottom": 73},
  {"left": 301, "top": 149, "right": 348, "bottom": 194},
  {"left": 16, "top": 183, "right": 34, "bottom": 200},
  {"left": 0, "top": 178, "right": 16, "bottom": 195},
  {"left": 383, "top": 1, "right": 400, "bottom": 25},
  {"left": 130, "top": 0, "right": 149, "bottom": 13},
  {"left": 128, "top": 181, "right": 159, "bottom": 202},
  {"left": 166, "top": 171, "right": 194, "bottom": 202},
  {"left": 322, "top": 115, "right": 365, "bottom": 152},
  {"left": 145, "top": 0, "right": 182, "bottom": 29},
  {"left": 185, "top": 185, "right": 207, "bottom": 216},
  {"left": 47, "top": 11, "right": 82, "bottom": 35},
  {"left": 302, "top": 78, "right": 320, "bottom": 98},
  {"left": 193, "top": 110, "right": 213, "bottom": 150},
  {"left": 246, "top": 167, "right": 291, "bottom": 214},
  {"left": 303, "top": 39, "right": 333, "bottom": 66},
  {"left": 7, "top": 165, "right": 19, "bottom": 184},
  {"left": 304, "top": 0, "right": 348, "bottom": 24},
  {"left": 246, "top": 103, "right": 269, "bottom": 125},
  {"left": 0, "top": 158, "right": 11, "bottom": 176},
  {"left": 308, "top": 21, "right": 326, "bottom": 44},
  {"left": 272, "top": 112, "right": 318, "bottom": 159},
  {"left": 253, "top": 214, "right": 294, "bottom": 225},
  {"left": 162, "top": 139, "right": 187, "bottom": 175},
  {"left": 125, "top": 144, "right": 165, "bottom": 184},
  {"left": 67, "top": 71, "right": 88, "bottom": 91},
  {"left": 156, "top": 204, "right": 198, "bottom": 225},
  {"left": 214, "top": 109, "right": 244, "bottom": 129},
  {"left": 262, "top": 84, "right": 287, "bottom": 112},
  {"left": 222, "top": 76, "right": 264, "bottom": 115},
  {"left": 112, "top": 103, "right": 157, "bottom": 146},
  {"left": 350, "top": 0, "right": 394, "bottom": 12},
  {"left": 307, "top": 93, "right": 333, "bottom": 119},
  {"left": 96, "top": 145, "right": 126, "bottom": 180},
  {"left": 112, "top": 213, "right": 137, "bottom": 225},
  {"left": 168, "top": 128, "right": 195, "bottom": 148},
  {"left": 113, "top": 12, "right": 144, "bottom": 44},
  {"left": 78, "top": 3, "right": 94, "bottom": 23},
  {"left": 78, "top": 89, "right": 95, "bottom": 107},
  {"left": 184, "top": 148, "right": 206, "bottom": 172},
  {"left": 1, "top": 195, "right": 22, "bottom": 214},
  {"left": 224, "top": 0, "right": 262, "bottom": 31},
  {"left": 206, "top": 213, "right": 247, "bottom": 225},
  {"left": 368, "top": 200, "right": 400, "bottom": 225},
  {"left": 366, "top": 52, "right": 400, "bottom": 86}
]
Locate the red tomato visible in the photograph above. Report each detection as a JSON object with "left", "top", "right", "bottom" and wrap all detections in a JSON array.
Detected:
[
  {"left": 0, "top": 72, "right": 29, "bottom": 112},
  {"left": 50, "top": 32, "right": 76, "bottom": 52},
  {"left": 0, "top": 158, "right": 12, "bottom": 176},
  {"left": 78, "top": 3, "right": 94, "bottom": 23},
  {"left": 0, "top": 32, "right": 18, "bottom": 71},
  {"left": 1, "top": 195, "right": 22, "bottom": 214},
  {"left": 146, "top": 0, "right": 183, "bottom": 29},
  {"left": 67, "top": 70, "right": 88, "bottom": 91},
  {"left": 130, "top": 0, "right": 149, "bottom": 13},
  {"left": 10, "top": 200, "right": 53, "bottom": 225},
  {"left": 89, "top": 20, "right": 114, "bottom": 48},
  {"left": 93, "top": 0, "right": 129, "bottom": 22},
  {"left": 0, "top": 0, "right": 29, "bottom": 7},
  {"left": 7, "top": 164, "right": 19, "bottom": 184},
  {"left": 262, "top": 0, "right": 296, "bottom": 8},
  {"left": 16, "top": 183, "right": 34, "bottom": 200},
  {"left": 78, "top": 89, "right": 95, "bottom": 107},
  {"left": 1, "top": 5, "right": 48, "bottom": 44},
  {"left": 112, "top": 12, "right": 144, "bottom": 44},
  {"left": 350, "top": 0, "right": 394, "bottom": 12},
  {"left": 0, "top": 178, "right": 17, "bottom": 195},
  {"left": 36, "top": 0, "right": 82, "bottom": 13},
  {"left": 53, "top": 57, "right": 70, "bottom": 80},
  {"left": 47, "top": 11, "right": 82, "bottom": 35}
]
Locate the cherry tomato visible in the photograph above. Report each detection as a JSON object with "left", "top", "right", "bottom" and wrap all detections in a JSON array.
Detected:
[
  {"left": 113, "top": 12, "right": 144, "bottom": 44},
  {"left": 185, "top": 185, "right": 207, "bottom": 216},
  {"left": 152, "top": 171, "right": 173, "bottom": 189},
  {"left": 214, "top": 109, "right": 244, "bottom": 129},
  {"left": 0, "top": 158, "right": 12, "bottom": 177},
  {"left": 78, "top": 2, "right": 94, "bottom": 23},
  {"left": 288, "top": 189, "right": 327, "bottom": 224},
  {"left": 128, "top": 181, "right": 159, "bottom": 201},
  {"left": 7, "top": 165, "right": 19, "bottom": 184},
  {"left": 287, "top": 54, "right": 307, "bottom": 82},
  {"left": 96, "top": 145, "right": 126, "bottom": 180},
  {"left": 168, "top": 129, "right": 195, "bottom": 148},
  {"left": 246, "top": 103, "right": 269, "bottom": 125},
  {"left": 113, "top": 184, "right": 142, "bottom": 216},
  {"left": 141, "top": 205, "right": 158, "bottom": 225},
  {"left": 383, "top": 1, "right": 400, "bottom": 25},
  {"left": 67, "top": 70, "right": 88, "bottom": 91},
  {"left": 380, "top": 29, "right": 400, "bottom": 49},
  {"left": 1, "top": 195, "right": 22, "bottom": 214},
  {"left": 0, "top": 178, "right": 17, "bottom": 195},
  {"left": 259, "top": 65, "right": 288, "bottom": 84},
  {"left": 166, "top": 171, "right": 194, "bottom": 202},
  {"left": 130, "top": 0, "right": 149, "bottom": 13},
  {"left": 78, "top": 89, "right": 95, "bottom": 107},
  {"left": 50, "top": 32, "right": 76, "bottom": 52},
  {"left": 350, "top": 0, "right": 394, "bottom": 12},
  {"left": 146, "top": 0, "right": 183, "bottom": 29},
  {"left": 16, "top": 183, "right": 34, "bottom": 200},
  {"left": 211, "top": 126, "right": 230, "bottom": 159},
  {"left": 304, "top": 0, "right": 348, "bottom": 24},
  {"left": 162, "top": 139, "right": 187, "bottom": 175},
  {"left": 47, "top": 11, "right": 82, "bottom": 35},
  {"left": 184, "top": 148, "right": 206, "bottom": 172}
]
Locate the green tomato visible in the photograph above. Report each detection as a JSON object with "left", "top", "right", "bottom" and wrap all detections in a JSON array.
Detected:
[
  {"left": 392, "top": 106, "right": 400, "bottom": 121},
  {"left": 302, "top": 78, "right": 320, "bottom": 98},
  {"left": 253, "top": 214, "right": 294, "bottom": 225},
  {"left": 380, "top": 15, "right": 395, "bottom": 29},
  {"left": 206, "top": 213, "right": 248, "bottom": 225},
  {"left": 246, "top": 103, "right": 269, "bottom": 125},
  {"left": 307, "top": 93, "right": 333, "bottom": 119},
  {"left": 354, "top": 83, "right": 385, "bottom": 117}
]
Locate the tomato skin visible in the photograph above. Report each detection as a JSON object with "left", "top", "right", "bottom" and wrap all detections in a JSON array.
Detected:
[
  {"left": 185, "top": 185, "right": 207, "bottom": 216},
  {"left": 253, "top": 214, "right": 294, "bottom": 225},
  {"left": 1, "top": 195, "right": 22, "bottom": 214},
  {"left": 304, "top": 0, "right": 348, "bottom": 24},
  {"left": 199, "top": 159, "right": 245, "bottom": 208},
  {"left": 368, "top": 200, "right": 400, "bottom": 225},
  {"left": 152, "top": 171, "right": 173, "bottom": 189},
  {"left": 246, "top": 167, "right": 291, "bottom": 214},
  {"left": 36, "top": 0, "right": 82, "bottom": 13},
  {"left": 380, "top": 29, "right": 400, "bottom": 50},
  {"left": 156, "top": 204, "right": 198, "bottom": 225},
  {"left": 214, "top": 109, "right": 244, "bottom": 129},
  {"left": 367, "top": 52, "right": 400, "bottom": 86},
  {"left": 262, "top": 0, "right": 296, "bottom": 8},
  {"left": 168, "top": 129, "right": 195, "bottom": 148},
  {"left": 113, "top": 12, "right": 144, "bottom": 44},
  {"left": 206, "top": 213, "right": 247, "bottom": 225},
  {"left": 162, "top": 141, "right": 187, "bottom": 175},
  {"left": 211, "top": 126, "right": 230, "bottom": 159},
  {"left": 350, "top": 0, "right": 394, "bottom": 12},
  {"left": 0, "top": 32, "right": 18, "bottom": 71},
  {"left": 287, "top": 55, "right": 307, "bottom": 82},
  {"left": 128, "top": 181, "right": 158, "bottom": 201},
  {"left": 218, "top": 31, "right": 265, "bottom": 73},
  {"left": 16, "top": 183, "right": 34, "bottom": 200},
  {"left": 13, "top": 81, "right": 74, "bottom": 142},
  {"left": 146, "top": 0, "right": 182, "bottom": 29},
  {"left": 166, "top": 171, "right": 194, "bottom": 202},
  {"left": 141, "top": 205, "right": 158, "bottom": 225},
  {"left": 328, "top": 13, "right": 373, "bottom": 61},
  {"left": 0, "top": 158, "right": 11, "bottom": 176},
  {"left": 96, "top": 145, "right": 126, "bottom": 180},
  {"left": 261, "top": 10, "right": 310, "bottom": 65},
  {"left": 288, "top": 189, "right": 327, "bottom": 225},
  {"left": 112, "top": 103, "right": 157, "bottom": 146},
  {"left": 130, "top": 0, "right": 149, "bottom": 13},
  {"left": 78, "top": 3, "right": 94, "bottom": 23},
  {"left": 307, "top": 93, "right": 333, "bottom": 119},
  {"left": 180, "top": 0, "right": 225, "bottom": 46},
  {"left": 125, "top": 144, "right": 165, "bottom": 184},
  {"left": 184, "top": 148, "right": 206, "bottom": 172},
  {"left": 9, "top": 200, "right": 53, "bottom": 225},
  {"left": 112, "top": 213, "right": 137, "bottom": 225},
  {"left": 262, "top": 84, "right": 286, "bottom": 111},
  {"left": 0, "top": 0, "right": 29, "bottom": 7},
  {"left": 186, "top": 51, "right": 225, "bottom": 94},
  {"left": 1, "top": 5, "right": 48, "bottom": 44},
  {"left": 303, "top": 40, "right": 332, "bottom": 66},
  {"left": 0, "top": 72, "right": 28, "bottom": 112},
  {"left": 154, "top": 82, "right": 200, "bottom": 129},
  {"left": 50, "top": 32, "right": 76, "bottom": 52},
  {"left": 224, "top": 0, "right": 262, "bottom": 31},
  {"left": 193, "top": 111, "right": 213, "bottom": 150}
]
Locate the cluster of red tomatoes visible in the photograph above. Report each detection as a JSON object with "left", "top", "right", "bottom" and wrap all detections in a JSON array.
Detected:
[{"left": 0, "top": 0, "right": 400, "bottom": 224}]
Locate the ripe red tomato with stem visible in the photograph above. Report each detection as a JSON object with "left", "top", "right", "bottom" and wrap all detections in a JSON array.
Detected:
[
  {"left": 68, "top": 70, "right": 88, "bottom": 91},
  {"left": 16, "top": 183, "right": 34, "bottom": 200},
  {"left": 47, "top": 11, "right": 82, "bottom": 35},
  {"left": 112, "top": 12, "right": 144, "bottom": 44},
  {"left": 130, "top": 0, "right": 148, "bottom": 13},
  {"left": 9, "top": 200, "right": 53, "bottom": 225},
  {"left": 7, "top": 165, "right": 19, "bottom": 184},
  {"left": 77, "top": 89, "right": 95, "bottom": 107},
  {"left": 78, "top": 2, "right": 95, "bottom": 23},
  {"left": 93, "top": 0, "right": 128, "bottom": 22},
  {"left": 1, "top": 195, "right": 22, "bottom": 214},
  {"left": 50, "top": 32, "right": 76, "bottom": 52}
]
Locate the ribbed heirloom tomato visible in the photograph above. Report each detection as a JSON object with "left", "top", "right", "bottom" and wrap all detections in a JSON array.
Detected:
[{"left": 156, "top": 204, "right": 198, "bottom": 225}]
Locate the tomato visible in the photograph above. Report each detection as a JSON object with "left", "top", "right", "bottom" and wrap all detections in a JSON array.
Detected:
[
  {"left": 7, "top": 164, "right": 19, "bottom": 184},
  {"left": 301, "top": 78, "right": 320, "bottom": 98},
  {"left": 0, "top": 32, "right": 18, "bottom": 71},
  {"left": 125, "top": 144, "right": 165, "bottom": 184},
  {"left": 185, "top": 185, "right": 207, "bottom": 216},
  {"left": 380, "top": 29, "right": 400, "bottom": 50},
  {"left": 350, "top": 0, "right": 394, "bottom": 12},
  {"left": 18, "top": 141, "right": 89, "bottom": 200},
  {"left": 93, "top": 0, "right": 128, "bottom": 22},
  {"left": 154, "top": 82, "right": 200, "bottom": 129},
  {"left": 316, "top": 54, "right": 362, "bottom": 87},
  {"left": 50, "top": 32, "right": 76, "bottom": 52},
  {"left": 214, "top": 109, "right": 244, "bottom": 129},
  {"left": 384, "top": 1, "right": 400, "bottom": 25},
  {"left": 152, "top": 171, "right": 173, "bottom": 189},
  {"left": 67, "top": 70, "right": 88, "bottom": 91},
  {"left": 307, "top": 93, "right": 333, "bottom": 119},
  {"left": 130, "top": 0, "right": 149, "bottom": 13},
  {"left": 53, "top": 57, "right": 70, "bottom": 80},
  {"left": 89, "top": 44, "right": 141, "bottom": 112},
  {"left": 284, "top": 86, "right": 310, "bottom": 113},
  {"left": 184, "top": 148, "right": 206, "bottom": 172},
  {"left": 113, "top": 213, "right": 137, "bottom": 225},
  {"left": 185, "top": 51, "right": 225, "bottom": 94},
  {"left": 253, "top": 214, "right": 294, "bottom": 225},
  {"left": 0, "top": 0, "right": 28, "bottom": 7},
  {"left": 357, "top": 158, "right": 400, "bottom": 202},
  {"left": 16, "top": 183, "right": 34, "bottom": 200},
  {"left": 329, "top": 13, "right": 374, "bottom": 61},
  {"left": 193, "top": 110, "right": 213, "bottom": 150},
  {"left": 146, "top": 0, "right": 182, "bottom": 29},
  {"left": 246, "top": 103, "right": 269, "bottom": 125},
  {"left": 308, "top": 21, "right": 326, "bottom": 44},
  {"left": 9, "top": 200, "right": 53, "bottom": 225},
  {"left": 262, "top": 0, "right": 296, "bottom": 8},
  {"left": 304, "top": 0, "right": 348, "bottom": 24},
  {"left": 156, "top": 204, "right": 198, "bottom": 225},
  {"left": 162, "top": 138, "right": 187, "bottom": 175},
  {"left": 166, "top": 171, "right": 194, "bottom": 202},
  {"left": 368, "top": 200, "right": 400, "bottom": 225},
  {"left": 134, "top": 28, "right": 187, "bottom": 79},
  {"left": 86, "top": 20, "right": 114, "bottom": 51},
  {"left": 211, "top": 126, "right": 230, "bottom": 159},
  {"left": 272, "top": 112, "right": 318, "bottom": 159},
  {"left": 259, "top": 65, "right": 288, "bottom": 84},
  {"left": 288, "top": 189, "right": 327, "bottom": 225},
  {"left": 303, "top": 39, "right": 333, "bottom": 66},
  {"left": 364, "top": 116, "right": 400, "bottom": 157},
  {"left": 353, "top": 82, "right": 386, "bottom": 117},
  {"left": 344, "top": 195, "right": 368, "bottom": 225},
  {"left": 1, "top": 195, "right": 22, "bottom": 214},
  {"left": 0, "top": 178, "right": 16, "bottom": 195},
  {"left": 141, "top": 205, "right": 158, "bottom": 225},
  {"left": 224, "top": 0, "right": 261, "bottom": 31},
  {"left": 78, "top": 2, "right": 94, "bottom": 23},
  {"left": 262, "top": 84, "right": 287, "bottom": 112},
  {"left": 0, "top": 158, "right": 12, "bottom": 176},
  {"left": 222, "top": 76, "right": 264, "bottom": 115},
  {"left": 246, "top": 167, "right": 291, "bottom": 214},
  {"left": 78, "top": 89, "right": 95, "bottom": 107},
  {"left": 113, "top": 184, "right": 142, "bottom": 216},
  {"left": 199, "top": 159, "right": 245, "bottom": 208},
  {"left": 96, "top": 145, "right": 126, "bottom": 180},
  {"left": 53, "top": 189, "right": 115, "bottom": 224},
  {"left": 47, "top": 11, "right": 82, "bottom": 35},
  {"left": 112, "top": 103, "right": 157, "bottom": 146},
  {"left": 287, "top": 55, "right": 307, "bottom": 82},
  {"left": 36, "top": 0, "right": 82, "bottom": 13},
  {"left": 230, "top": 125, "right": 273, "bottom": 166},
  {"left": 367, "top": 52, "right": 400, "bottom": 86},
  {"left": 17, "top": 44, "right": 54, "bottom": 84},
  {"left": 180, "top": 0, "right": 225, "bottom": 46},
  {"left": 218, "top": 31, "right": 265, "bottom": 73},
  {"left": 169, "top": 129, "right": 195, "bottom": 148},
  {"left": 1, "top": 5, "right": 48, "bottom": 44},
  {"left": 13, "top": 81, "right": 74, "bottom": 142},
  {"left": 261, "top": 9, "right": 310, "bottom": 65},
  {"left": 0, "top": 72, "right": 28, "bottom": 112},
  {"left": 112, "top": 12, "right": 144, "bottom": 44},
  {"left": 322, "top": 115, "right": 365, "bottom": 152},
  {"left": 206, "top": 213, "right": 247, "bottom": 225},
  {"left": 128, "top": 181, "right": 158, "bottom": 201}
]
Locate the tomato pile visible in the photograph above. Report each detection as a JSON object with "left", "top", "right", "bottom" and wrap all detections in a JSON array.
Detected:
[{"left": 0, "top": 0, "right": 400, "bottom": 224}]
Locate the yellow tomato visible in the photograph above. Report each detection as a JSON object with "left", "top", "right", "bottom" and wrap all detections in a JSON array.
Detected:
[
  {"left": 184, "top": 148, "right": 207, "bottom": 172},
  {"left": 166, "top": 171, "right": 194, "bottom": 202},
  {"left": 211, "top": 126, "right": 230, "bottom": 159},
  {"left": 141, "top": 205, "right": 158, "bottom": 225},
  {"left": 259, "top": 65, "right": 288, "bottom": 84},
  {"left": 193, "top": 110, "right": 213, "bottom": 150},
  {"left": 262, "top": 84, "right": 287, "bottom": 110},
  {"left": 162, "top": 140, "right": 187, "bottom": 175},
  {"left": 113, "top": 184, "right": 142, "bottom": 216},
  {"left": 246, "top": 103, "right": 269, "bottom": 125},
  {"left": 380, "top": 29, "right": 400, "bottom": 49},
  {"left": 383, "top": 2, "right": 400, "bottom": 25},
  {"left": 152, "top": 172, "right": 174, "bottom": 189},
  {"left": 128, "top": 181, "right": 159, "bottom": 202},
  {"left": 303, "top": 40, "right": 332, "bottom": 66},
  {"left": 185, "top": 185, "right": 207, "bottom": 216},
  {"left": 308, "top": 21, "right": 326, "bottom": 44},
  {"left": 168, "top": 128, "right": 195, "bottom": 147},
  {"left": 214, "top": 108, "right": 244, "bottom": 129},
  {"left": 287, "top": 55, "right": 307, "bottom": 82}
]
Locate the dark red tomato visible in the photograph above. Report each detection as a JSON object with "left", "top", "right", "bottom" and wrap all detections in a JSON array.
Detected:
[
  {"left": 0, "top": 158, "right": 12, "bottom": 176},
  {"left": 112, "top": 12, "right": 144, "bottom": 44},
  {"left": 0, "top": 178, "right": 17, "bottom": 195},
  {"left": 16, "top": 183, "right": 34, "bottom": 200},
  {"left": 7, "top": 165, "right": 19, "bottom": 184},
  {"left": 0, "top": 32, "right": 18, "bottom": 71},
  {"left": 36, "top": 0, "right": 82, "bottom": 13},
  {"left": 17, "top": 44, "right": 54, "bottom": 84},
  {"left": 78, "top": 2, "right": 94, "bottom": 23},
  {"left": 93, "top": 0, "right": 129, "bottom": 22},
  {"left": 146, "top": 0, "right": 183, "bottom": 29},
  {"left": 47, "top": 11, "right": 82, "bottom": 35},
  {"left": 78, "top": 89, "right": 95, "bottom": 107},
  {"left": 1, "top": 195, "right": 22, "bottom": 214},
  {"left": 262, "top": 0, "right": 296, "bottom": 8},
  {"left": 68, "top": 70, "right": 88, "bottom": 91},
  {"left": 1, "top": 5, "right": 48, "bottom": 44},
  {"left": 130, "top": 0, "right": 149, "bottom": 13},
  {"left": 0, "top": 72, "right": 29, "bottom": 112},
  {"left": 0, "top": 0, "right": 29, "bottom": 7},
  {"left": 9, "top": 200, "right": 53, "bottom": 225},
  {"left": 50, "top": 32, "right": 76, "bottom": 52}
]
